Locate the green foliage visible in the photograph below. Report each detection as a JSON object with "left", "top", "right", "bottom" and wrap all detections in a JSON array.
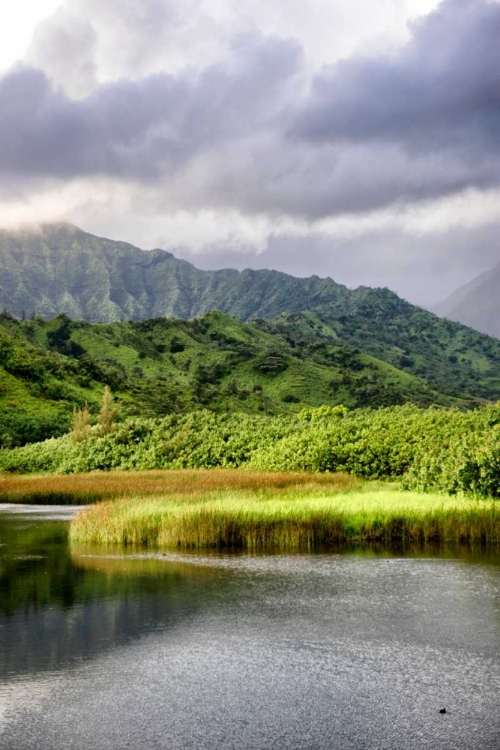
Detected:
[
  {"left": 254, "top": 350, "right": 289, "bottom": 375},
  {"left": 0, "top": 406, "right": 70, "bottom": 448},
  {"left": 298, "top": 404, "right": 349, "bottom": 421},
  {"left": 46, "top": 314, "right": 86, "bottom": 358},
  {"left": 2, "top": 308, "right": 483, "bottom": 447},
  {"left": 2, "top": 404, "right": 500, "bottom": 499},
  {"left": 261, "top": 308, "right": 500, "bottom": 403},
  {"left": 169, "top": 337, "right": 185, "bottom": 353}
]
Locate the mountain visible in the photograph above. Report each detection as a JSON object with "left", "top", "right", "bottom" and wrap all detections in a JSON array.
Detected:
[
  {"left": 0, "top": 310, "right": 464, "bottom": 447},
  {"left": 0, "top": 223, "right": 352, "bottom": 322},
  {"left": 1, "top": 223, "right": 500, "bottom": 406},
  {"left": 434, "top": 262, "right": 500, "bottom": 339}
]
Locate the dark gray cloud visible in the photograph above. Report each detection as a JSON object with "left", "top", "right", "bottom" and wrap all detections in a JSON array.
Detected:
[
  {"left": 293, "top": 0, "right": 500, "bottom": 159},
  {"left": 1, "top": 0, "right": 500, "bottom": 225},
  {"left": 0, "top": 32, "right": 301, "bottom": 180}
]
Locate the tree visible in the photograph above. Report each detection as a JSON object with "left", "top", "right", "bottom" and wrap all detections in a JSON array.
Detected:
[
  {"left": 97, "top": 386, "right": 119, "bottom": 435},
  {"left": 71, "top": 403, "right": 92, "bottom": 442}
]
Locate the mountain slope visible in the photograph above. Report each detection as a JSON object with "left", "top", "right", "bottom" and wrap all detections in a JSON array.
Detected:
[
  {"left": 1, "top": 223, "right": 500, "bottom": 404},
  {"left": 0, "top": 310, "right": 465, "bottom": 447},
  {"left": 434, "top": 262, "right": 500, "bottom": 338}
]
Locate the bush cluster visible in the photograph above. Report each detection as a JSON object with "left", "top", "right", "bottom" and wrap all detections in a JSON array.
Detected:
[{"left": 1, "top": 404, "right": 500, "bottom": 498}]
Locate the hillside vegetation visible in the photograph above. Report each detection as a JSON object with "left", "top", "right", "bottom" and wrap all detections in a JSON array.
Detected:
[
  {"left": 0, "top": 223, "right": 353, "bottom": 322},
  {"left": 1, "top": 308, "right": 483, "bottom": 447}
]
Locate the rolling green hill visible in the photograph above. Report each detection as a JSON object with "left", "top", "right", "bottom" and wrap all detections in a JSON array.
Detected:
[
  {"left": 262, "top": 308, "right": 500, "bottom": 404},
  {"left": 0, "top": 309, "right": 481, "bottom": 447}
]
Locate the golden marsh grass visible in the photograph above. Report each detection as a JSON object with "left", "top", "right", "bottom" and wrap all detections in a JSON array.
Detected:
[{"left": 0, "top": 468, "right": 358, "bottom": 505}]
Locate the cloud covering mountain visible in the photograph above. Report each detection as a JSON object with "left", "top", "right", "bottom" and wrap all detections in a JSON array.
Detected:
[{"left": 0, "top": 0, "right": 499, "bottom": 304}]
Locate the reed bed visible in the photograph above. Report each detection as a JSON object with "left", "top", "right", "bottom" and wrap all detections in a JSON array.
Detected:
[
  {"left": 69, "top": 488, "right": 500, "bottom": 549},
  {"left": 0, "top": 468, "right": 358, "bottom": 505}
]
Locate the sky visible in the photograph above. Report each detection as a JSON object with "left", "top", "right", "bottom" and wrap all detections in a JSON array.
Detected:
[{"left": 1, "top": 0, "right": 500, "bottom": 306}]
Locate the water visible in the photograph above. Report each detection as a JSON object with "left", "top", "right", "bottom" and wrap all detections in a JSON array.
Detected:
[{"left": 1, "top": 505, "right": 500, "bottom": 749}]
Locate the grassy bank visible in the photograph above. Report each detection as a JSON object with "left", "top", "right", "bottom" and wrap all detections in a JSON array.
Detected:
[
  {"left": 69, "top": 486, "right": 500, "bottom": 550},
  {"left": 4, "top": 467, "right": 499, "bottom": 550}
]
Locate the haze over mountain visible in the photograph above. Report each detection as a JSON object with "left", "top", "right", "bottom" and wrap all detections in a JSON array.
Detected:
[
  {"left": 1, "top": 223, "right": 500, "bottom": 411},
  {"left": 434, "top": 262, "right": 500, "bottom": 339},
  {"left": 1, "top": 1, "right": 500, "bottom": 306}
]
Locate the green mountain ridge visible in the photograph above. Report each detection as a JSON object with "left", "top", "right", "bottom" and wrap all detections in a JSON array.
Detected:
[
  {"left": 0, "top": 223, "right": 352, "bottom": 323},
  {"left": 434, "top": 261, "right": 500, "bottom": 339}
]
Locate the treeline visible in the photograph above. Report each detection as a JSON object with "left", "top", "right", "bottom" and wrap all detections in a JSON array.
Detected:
[{"left": 1, "top": 404, "right": 499, "bottom": 498}]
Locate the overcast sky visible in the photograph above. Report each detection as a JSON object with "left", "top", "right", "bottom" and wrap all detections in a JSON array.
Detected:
[{"left": 1, "top": 0, "right": 499, "bottom": 305}]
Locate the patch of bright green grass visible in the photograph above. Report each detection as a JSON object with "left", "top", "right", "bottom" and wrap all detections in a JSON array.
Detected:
[{"left": 69, "top": 487, "right": 500, "bottom": 550}]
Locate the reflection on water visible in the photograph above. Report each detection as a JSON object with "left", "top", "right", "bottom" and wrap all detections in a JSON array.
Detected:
[
  {"left": 0, "top": 508, "right": 216, "bottom": 678},
  {"left": 1, "top": 505, "right": 500, "bottom": 750}
]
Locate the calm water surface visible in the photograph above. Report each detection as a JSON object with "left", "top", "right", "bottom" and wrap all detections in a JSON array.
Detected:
[{"left": 0, "top": 504, "right": 500, "bottom": 749}]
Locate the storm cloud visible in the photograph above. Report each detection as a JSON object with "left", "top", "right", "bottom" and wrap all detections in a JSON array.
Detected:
[
  {"left": 2, "top": 0, "right": 500, "bottom": 219},
  {"left": 1, "top": 0, "right": 500, "bottom": 305},
  {"left": 293, "top": 0, "right": 500, "bottom": 157},
  {"left": 0, "top": 33, "right": 302, "bottom": 181}
]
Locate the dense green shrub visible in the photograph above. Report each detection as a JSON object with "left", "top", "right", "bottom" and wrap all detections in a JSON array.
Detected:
[
  {"left": 1, "top": 404, "right": 500, "bottom": 498},
  {"left": 0, "top": 407, "right": 70, "bottom": 449}
]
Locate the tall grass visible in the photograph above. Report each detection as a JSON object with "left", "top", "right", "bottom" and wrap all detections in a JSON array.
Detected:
[
  {"left": 70, "top": 488, "right": 500, "bottom": 550},
  {"left": 0, "top": 468, "right": 358, "bottom": 505}
]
